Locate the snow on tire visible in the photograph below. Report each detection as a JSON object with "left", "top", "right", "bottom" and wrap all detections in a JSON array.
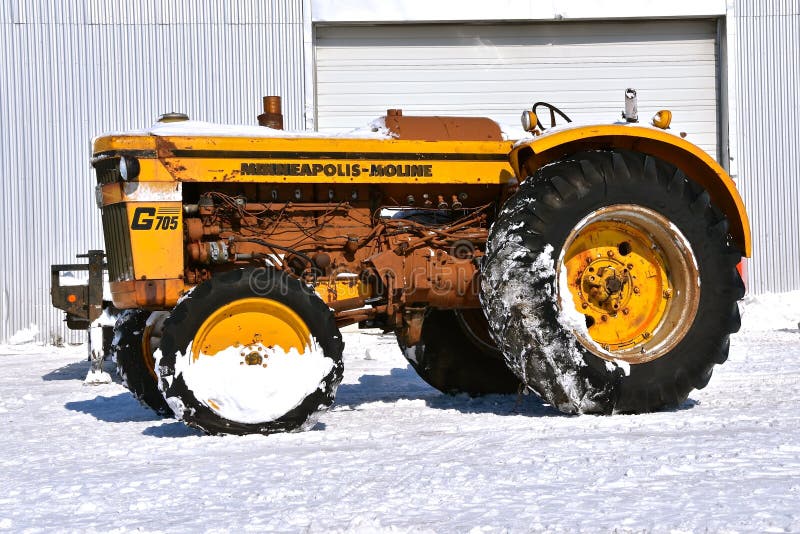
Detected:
[
  {"left": 480, "top": 149, "right": 745, "bottom": 414},
  {"left": 154, "top": 268, "right": 344, "bottom": 435}
]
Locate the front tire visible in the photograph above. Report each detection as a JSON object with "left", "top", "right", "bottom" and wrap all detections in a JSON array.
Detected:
[
  {"left": 112, "top": 310, "right": 173, "bottom": 416},
  {"left": 155, "top": 268, "right": 344, "bottom": 435},
  {"left": 481, "top": 149, "right": 744, "bottom": 414}
]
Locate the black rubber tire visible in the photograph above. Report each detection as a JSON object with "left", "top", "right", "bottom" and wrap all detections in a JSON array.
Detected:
[
  {"left": 398, "top": 309, "right": 521, "bottom": 395},
  {"left": 112, "top": 310, "right": 172, "bottom": 416},
  {"left": 481, "top": 149, "right": 744, "bottom": 414},
  {"left": 156, "top": 268, "right": 344, "bottom": 435}
]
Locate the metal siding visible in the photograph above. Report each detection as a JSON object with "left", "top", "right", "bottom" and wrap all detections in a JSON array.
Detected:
[
  {"left": 316, "top": 20, "right": 720, "bottom": 158},
  {"left": 0, "top": 0, "right": 306, "bottom": 343},
  {"left": 735, "top": 0, "right": 800, "bottom": 293}
]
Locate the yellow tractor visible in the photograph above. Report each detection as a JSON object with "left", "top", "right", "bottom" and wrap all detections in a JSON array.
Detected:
[{"left": 52, "top": 93, "right": 748, "bottom": 434}]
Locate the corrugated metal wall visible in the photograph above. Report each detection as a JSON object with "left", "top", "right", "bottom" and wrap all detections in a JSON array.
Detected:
[
  {"left": 735, "top": 0, "right": 800, "bottom": 293},
  {"left": 0, "top": 0, "right": 306, "bottom": 343}
]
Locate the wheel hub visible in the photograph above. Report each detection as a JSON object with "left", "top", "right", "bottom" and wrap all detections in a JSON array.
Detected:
[
  {"left": 559, "top": 205, "right": 700, "bottom": 364},
  {"left": 244, "top": 351, "right": 264, "bottom": 366},
  {"left": 579, "top": 257, "right": 632, "bottom": 316}
]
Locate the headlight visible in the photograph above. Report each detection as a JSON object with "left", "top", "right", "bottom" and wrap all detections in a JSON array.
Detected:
[
  {"left": 521, "top": 110, "right": 538, "bottom": 133},
  {"left": 119, "top": 156, "right": 140, "bottom": 181}
]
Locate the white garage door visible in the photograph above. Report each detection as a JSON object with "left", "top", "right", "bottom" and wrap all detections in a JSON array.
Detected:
[{"left": 315, "top": 20, "right": 720, "bottom": 158}]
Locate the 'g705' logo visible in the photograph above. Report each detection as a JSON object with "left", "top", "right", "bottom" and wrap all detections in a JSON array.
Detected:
[{"left": 131, "top": 207, "right": 181, "bottom": 231}]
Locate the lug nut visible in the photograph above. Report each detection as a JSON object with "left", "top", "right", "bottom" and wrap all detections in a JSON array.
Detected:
[
  {"left": 622, "top": 308, "right": 629, "bottom": 315},
  {"left": 633, "top": 287, "right": 640, "bottom": 294},
  {"left": 601, "top": 314, "right": 608, "bottom": 322},
  {"left": 581, "top": 302, "right": 589, "bottom": 309},
  {"left": 643, "top": 332, "right": 651, "bottom": 339},
  {"left": 627, "top": 263, "right": 634, "bottom": 270},
  {"left": 607, "top": 250, "right": 615, "bottom": 257}
]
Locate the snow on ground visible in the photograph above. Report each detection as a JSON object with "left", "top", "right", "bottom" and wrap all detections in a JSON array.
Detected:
[{"left": 1, "top": 293, "right": 799, "bottom": 533}]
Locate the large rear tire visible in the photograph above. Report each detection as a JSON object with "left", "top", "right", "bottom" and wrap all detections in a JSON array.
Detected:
[
  {"left": 155, "top": 268, "right": 344, "bottom": 435},
  {"left": 481, "top": 149, "right": 744, "bottom": 414},
  {"left": 112, "top": 310, "right": 172, "bottom": 416},
  {"left": 398, "top": 309, "right": 521, "bottom": 395}
]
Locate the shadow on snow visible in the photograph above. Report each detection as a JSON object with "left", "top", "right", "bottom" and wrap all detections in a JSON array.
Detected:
[
  {"left": 335, "top": 365, "right": 562, "bottom": 417},
  {"left": 61, "top": 363, "right": 698, "bottom": 436},
  {"left": 64, "top": 393, "right": 203, "bottom": 437},
  {"left": 42, "top": 360, "right": 95, "bottom": 381},
  {"left": 65, "top": 393, "right": 163, "bottom": 424}
]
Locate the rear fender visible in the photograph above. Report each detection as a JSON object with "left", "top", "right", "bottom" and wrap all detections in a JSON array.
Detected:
[{"left": 510, "top": 125, "right": 751, "bottom": 257}]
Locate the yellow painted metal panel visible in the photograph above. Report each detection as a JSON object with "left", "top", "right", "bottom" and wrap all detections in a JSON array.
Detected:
[
  {"left": 96, "top": 134, "right": 517, "bottom": 185},
  {"left": 125, "top": 202, "right": 184, "bottom": 280}
]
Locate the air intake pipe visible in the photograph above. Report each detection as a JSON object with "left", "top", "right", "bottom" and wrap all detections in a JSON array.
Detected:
[{"left": 258, "top": 96, "right": 283, "bottom": 130}]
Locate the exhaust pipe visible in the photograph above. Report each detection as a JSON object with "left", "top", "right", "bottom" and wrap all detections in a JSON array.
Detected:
[
  {"left": 622, "top": 88, "right": 638, "bottom": 123},
  {"left": 258, "top": 96, "right": 283, "bottom": 130}
]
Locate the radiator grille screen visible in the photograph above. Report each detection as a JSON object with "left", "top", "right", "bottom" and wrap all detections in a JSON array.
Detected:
[
  {"left": 101, "top": 204, "right": 134, "bottom": 282},
  {"left": 94, "top": 159, "right": 121, "bottom": 185}
]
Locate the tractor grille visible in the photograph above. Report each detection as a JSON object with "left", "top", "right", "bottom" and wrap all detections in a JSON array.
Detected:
[
  {"left": 94, "top": 158, "right": 121, "bottom": 185},
  {"left": 102, "top": 204, "right": 134, "bottom": 282}
]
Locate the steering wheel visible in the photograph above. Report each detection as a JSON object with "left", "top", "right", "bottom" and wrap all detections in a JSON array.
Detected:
[{"left": 532, "top": 102, "right": 572, "bottom": 130}]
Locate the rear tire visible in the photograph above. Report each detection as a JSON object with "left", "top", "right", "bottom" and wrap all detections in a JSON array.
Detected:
[
  {"left": 398, "top": 308, "right": 520, "bottom": 395},
  {"left": 155, "top": 268, "right": 344, "bottom": 435},
  {"left": 112, "top": 310, "right": 172, "bottom": 416},
  {"left": 481, "top": 149, "right": 744, "bottom": 414}
]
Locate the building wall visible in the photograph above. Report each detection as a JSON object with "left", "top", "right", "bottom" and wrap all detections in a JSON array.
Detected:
[
  {"left": 734, "top": 0, "right": 800, "bottom": 293},
  {"left": 0, "top": 0, "right": 307, "bottom": 343}
]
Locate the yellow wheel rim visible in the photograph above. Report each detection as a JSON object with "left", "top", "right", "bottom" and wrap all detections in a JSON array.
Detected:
[
  {"left": 141, "top": 311, "right": 169, "bottom": 381},
  {"left": 192, "top": 298, "right": 311, "bottom": 360},
  {"left": 558, "top": 205, "right": 700, "bottom": 364},
  {"left": 141, "top": 324, "right": 159, "bottom": 381}
]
